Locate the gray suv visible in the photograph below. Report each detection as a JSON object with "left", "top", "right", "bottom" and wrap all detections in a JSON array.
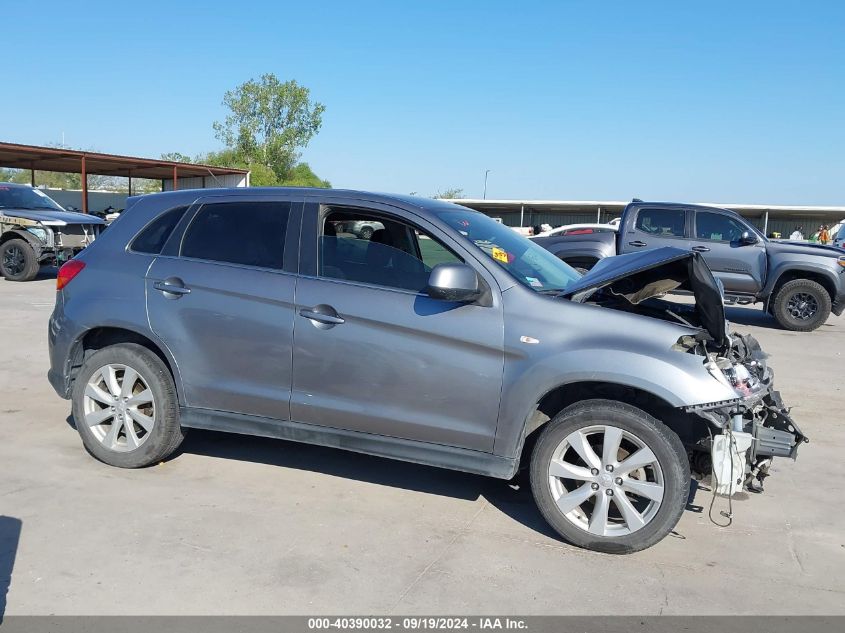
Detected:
[{"left": 48, "top": 189, "right": 805, "bottom": 553}]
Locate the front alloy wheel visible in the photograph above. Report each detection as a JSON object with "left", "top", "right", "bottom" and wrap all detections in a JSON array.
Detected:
[
  {"left": 547, "top": 424, "right": 665, "bottom": 537},
  {"left": 530, "top": 399, "right": 689, "bottom": 553}
]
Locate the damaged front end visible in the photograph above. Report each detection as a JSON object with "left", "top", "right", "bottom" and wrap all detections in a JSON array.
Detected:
[
  {"left": 561, "top": 247, "right": 807, "bottom": 497},
  {"left": 685, "top": 331, "right": 808, "bottom": 495}
]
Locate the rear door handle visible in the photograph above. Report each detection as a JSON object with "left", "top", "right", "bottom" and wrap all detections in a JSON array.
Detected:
[
  {"left": 628, "top": 240, "right": 647, "bottom": 247},
  {"left": 299, "top": 308, "right": 345, "bottom": 325},
  {"left": 692, "top": 246, "right": 711, "bottom": 252},
  {"left": 153, "top": 278, "right": 191, "bottom": 298}
]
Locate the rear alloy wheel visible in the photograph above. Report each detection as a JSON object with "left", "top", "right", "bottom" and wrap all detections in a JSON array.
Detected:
[
  {"left": 0, "top": 238, "right": 39, "bottom": 281},
  {"left": 72, "top": 343, "right": 185, "bottom": 468},
  {"left": 530, "top": 399, "right": 689, "bottom": 553},
  {"left": 772, "top": 278, "right": 831, "bottom": 332}
]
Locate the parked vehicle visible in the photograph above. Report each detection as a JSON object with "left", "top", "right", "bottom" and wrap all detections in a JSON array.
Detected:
[
  {"left": 532, "top": 200, "right": 845, "bottom": 331},
  {"left": 833, "top": 222, "right": 845, "bottom": 249},
  {"left": 344, "top": 219, "right": 384, "bottom": 239},
  {"left": 534, "top": 223, "right": 619, "bottom": 238},
  {"left": 0, "top": 183, "right": 105, "bottom": 281},
  {"left": 48, "top": 189, "right": 805, "bottom": 553}
]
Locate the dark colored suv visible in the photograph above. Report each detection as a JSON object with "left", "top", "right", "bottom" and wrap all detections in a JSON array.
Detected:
[{"left": 48, "top": 188, "right": 804, "bottom": 553}]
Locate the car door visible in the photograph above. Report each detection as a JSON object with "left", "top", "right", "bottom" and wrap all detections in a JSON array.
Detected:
[
  {"left": 290, "top": 197, "right": 505, "bottom": 452},
  {"left": 692, "top": 210, "right": 766, "bottom": 295},
  {"left": 620, "top": 207, "right": 692, "bottom": 254},
  {"left": 145, "top": 194, "right": 301, "bottom": 421}
]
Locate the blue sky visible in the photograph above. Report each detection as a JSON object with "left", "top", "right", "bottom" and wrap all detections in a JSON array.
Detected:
[{"left": 2, "top": 1, "right": 843, "bottom": 203}]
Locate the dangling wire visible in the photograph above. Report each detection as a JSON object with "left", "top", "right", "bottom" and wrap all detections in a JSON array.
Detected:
[{"left": 707, "top": 426, "right": 734, "bottom": 528}]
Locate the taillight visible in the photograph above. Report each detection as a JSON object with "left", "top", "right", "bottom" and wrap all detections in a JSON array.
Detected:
[{"left": 57, "top": 259, "right": 85, "bottom": 290}]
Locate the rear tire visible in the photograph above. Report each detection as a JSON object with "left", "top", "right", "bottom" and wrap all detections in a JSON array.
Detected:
[
  {"left": 772, "top": 278, "right": 831, "bottom": 331},
  {"left": 72, "top": 343, "right": 185, "bottom": 468},
  {"left": 529, "top": 399, "right": 689, "bottom": 554},
  {"left": 0, "top": 238, "right": 40, "bottom": 281}
]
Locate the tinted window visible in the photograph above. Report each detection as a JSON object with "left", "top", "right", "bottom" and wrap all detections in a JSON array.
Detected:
[
  {"left": 320, "top": 210, "right": 461, "bottom": 292},
  {"left": 181, "top": 201, "right": 289, "bottom": 269},
  {"left": 695, "top": 212, "right": 746, "bottom": 242},
  {"left": 131, "top": 206, "right": 188, "bottom": 254},
  {"left": 635, "top": 208, "right": 686, "bottom": 237}
]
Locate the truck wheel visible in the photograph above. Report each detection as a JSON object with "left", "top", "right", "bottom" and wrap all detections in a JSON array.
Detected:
[
  {"left": 529, "top": 399, "right": 689, "bottom": 554},
  {"left": 71, "top": 343, "right": 185, "bottom": 468},
  {"left": 772, "top": 279, "right": 831, "bottom": 332},
  {"left": 0, "top": 238, "right": 40, "bottom": 281}
]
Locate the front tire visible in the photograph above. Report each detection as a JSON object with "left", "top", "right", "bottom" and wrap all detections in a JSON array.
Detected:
[
  {"left": 529, "top": 399, "right": 689, "bottom": 554},
  {"left": 71, "top": 343, "right": 185, "bottom": 468},
  {"left": 772, "top": 279, "right": 831, "bottom": 331},
  {"left": 0, "top": 238, "right": 40, "bottom": 281}
]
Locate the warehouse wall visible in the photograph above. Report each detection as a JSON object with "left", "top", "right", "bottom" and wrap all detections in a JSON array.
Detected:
[{"left": 162, "top": 173, "right": 248, "bottom": 190}]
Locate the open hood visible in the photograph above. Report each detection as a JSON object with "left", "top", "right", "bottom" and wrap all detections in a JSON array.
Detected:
[{"left": 561, "top": 247, "right": 727, "bottom": 347}]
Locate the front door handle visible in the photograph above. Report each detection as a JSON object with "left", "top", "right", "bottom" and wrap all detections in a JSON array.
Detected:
[
  {"left": 300, "top": 308, "right": 345, "bottom": 325},
  {"left": 692, "top": 245, "right": 711, "bottom": 252},
  {"left": 628, "top": 240, "right": 647, "bottom": 247},
  {"left": 153, "top": 278, "right": 191, "bottom": 298}
]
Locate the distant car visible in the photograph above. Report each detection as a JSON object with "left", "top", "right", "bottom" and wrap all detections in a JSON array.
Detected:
[
  {"left": 0, "top": 183, "right": 105, "bottom": 281},
  {"left": 534, "top": 223, "right": 619, "bottom": 238},
  {"left": 346, "top": 219, "right": 384, "bottom": 240}
]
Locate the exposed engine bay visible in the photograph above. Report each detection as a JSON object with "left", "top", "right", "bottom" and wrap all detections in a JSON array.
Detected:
[{"left": 561, "top": 247, "right": 808, "bottom": 500}]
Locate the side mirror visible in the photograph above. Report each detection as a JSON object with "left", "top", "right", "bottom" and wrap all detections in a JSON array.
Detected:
[
  {"left": 740, "top": 231, "right": 758, "bottom": 245},
  {"left": 427, "top": 263, "right": 482, "bottom": 302}
]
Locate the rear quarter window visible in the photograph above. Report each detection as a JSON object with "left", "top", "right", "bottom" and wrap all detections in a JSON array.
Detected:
[{"left": 130, "top": 206, "right": 188, "bottom": 254}]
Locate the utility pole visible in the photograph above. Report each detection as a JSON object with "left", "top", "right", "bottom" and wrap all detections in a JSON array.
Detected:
[{"left": 483, "top": 169, "right": 491, "bottom": 199}]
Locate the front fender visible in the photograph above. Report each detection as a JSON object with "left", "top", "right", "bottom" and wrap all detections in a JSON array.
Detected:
[
  {"left": 493, "top": 347, "right": 737, "bottom": 457},
  {"left": 2, "top": 228, "right": 45, "bottom": 257},
  {"left": 763, "top": 259, "right": 844, "bottom": 302}
]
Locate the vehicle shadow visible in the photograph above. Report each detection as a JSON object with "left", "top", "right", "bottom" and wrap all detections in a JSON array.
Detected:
[
  {"left": 0, "top": 516, "right": 22, "bottom": 622},
  {"left": 178, "top": 429, "right": 562, "bottom": 538},
  {"left": 177, "top": 430, "right": 698, "bottom": 544},
  {"left": 35, "top": 266, "right": 58, "bottom": 280},
  {"left": 723, "top": 305, "right": 782, "bottom": 329}
]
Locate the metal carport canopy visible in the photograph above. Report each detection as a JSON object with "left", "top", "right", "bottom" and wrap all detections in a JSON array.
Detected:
[{"left": 0, "top": 141, "right": 249, "bottom": 213}]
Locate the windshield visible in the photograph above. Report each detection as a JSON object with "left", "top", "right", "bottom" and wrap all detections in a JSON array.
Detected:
[
  {"left": 837, "top": 224, "right": 845, "bottom": 240},
  {"left": 0, "top": 186, "right": 64, "bottom": 211},
  {"left": 438, "top": 210, "right": 581, "bottom": 292}
]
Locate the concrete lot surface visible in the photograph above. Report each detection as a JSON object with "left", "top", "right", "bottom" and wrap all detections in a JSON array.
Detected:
[{"left": 1, "top": 275, "right": 843, "bottom": 615}]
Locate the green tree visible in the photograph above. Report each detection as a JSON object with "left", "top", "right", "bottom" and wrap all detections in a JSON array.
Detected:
[
  {"left": 160, "top": 152, "right": 194, "bottom": 163},
  {"left": 213, "top": 73, "right": 325, "bottom": 181},
  {"left": 281, "top": 162, "right": 331, "bottom": 188},
  {"left": 435, "top": 188, "right": 465, "bottom": 199}
]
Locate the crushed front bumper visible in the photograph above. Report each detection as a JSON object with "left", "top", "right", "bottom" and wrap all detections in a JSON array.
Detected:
[{"left": 686, "top": 333, "right": 808, "bottom": 493}]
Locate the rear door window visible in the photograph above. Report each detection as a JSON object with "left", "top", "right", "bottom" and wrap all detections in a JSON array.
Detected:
[
  {"left": 180, "top": 201, "right": 290, "bottom": 269},
  {"left": 634, "top": 208, "right": 686, "bottom": 237}
]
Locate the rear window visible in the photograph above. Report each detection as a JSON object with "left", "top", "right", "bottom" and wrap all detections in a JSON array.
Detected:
[
  {"left": 635, "top": 208, "right": 686, "bottom": 237},
  {"left": 130, "top": 206, "right": 188, "bottom": 254},
  {"left": 180, "top": 201, "right": 290, "bottom": 270}
]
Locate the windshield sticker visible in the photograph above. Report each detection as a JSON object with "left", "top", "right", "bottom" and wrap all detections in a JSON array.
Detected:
[
  {"left": 525, "top": 277, "right": 543, "bottom": 288},
  {"left": 491, "top": 247, "right": 510, "bottom": 264}
]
